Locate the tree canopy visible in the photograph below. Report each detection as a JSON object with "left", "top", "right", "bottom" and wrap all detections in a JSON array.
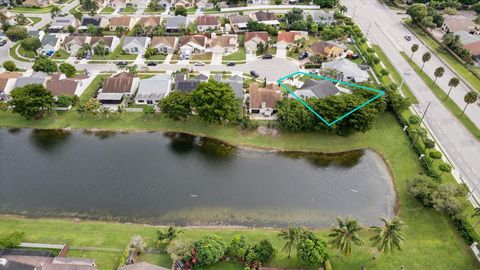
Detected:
[
  {"left": 191, "top": 80, "right": 240, "bottom": 123},
  {"left": 32, "top": 55, "right": 58, "bottom": 73},
  {"left": 9, "top": 84, "right": 54, "bottom": 119},
  {"left": 160, "top": 91, "right": 192, "bottom": 121},
  {"left": 193, "top": 235, "right": 226, "bottom": 268}
]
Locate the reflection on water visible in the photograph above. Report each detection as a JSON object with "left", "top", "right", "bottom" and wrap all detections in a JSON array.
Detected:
[
  {"left": 0, "top": 129, "right": 395, "bottom": 227},
  {"left": 83, "top": 130, "right": 117, "bottom": 139}
]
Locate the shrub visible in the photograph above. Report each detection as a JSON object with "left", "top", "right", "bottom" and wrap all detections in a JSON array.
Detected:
[
  {"left": 429, "top": 150, "right": 442, "bottom": 160},
  {"left": 6, "top": 26, "right": 27, "bottom": 41},
  {"left": 424, "top": 138, "right": 435, "bottom": 149},
  {"left": 297, "top": 233, "right": 328, "bottom": 265},
  {"left": 452, "top": 217, "right": 480, "bottom": 244},
  {"left": 193, "top": 235, "right": 226, "bottom": 267},
  {"left": 228, "top": 235, "right": 251, "bottom": 259},
  {"left": 3, "top": 60, "right": 16, "bottom": 71},
  {"left": 408, "top": 115, "right": 421, "bottom": 125},
  {"left": 117, "top": 248, "right": 129, "bottom": 267},
  {"left": 20, "top": 37, "right": 41, "bottom": 51},
  {"left": 0, "top": 231, "right": 25, "bottom": 248},
  {"left": 55, "top": 95, "right": 79, "bottom": 107},
  {"left": 253, "top": 240, "right": 275, "bottom": 264},
  {"left": 143, "top": 105, "right": 155, "bottom": 114}
]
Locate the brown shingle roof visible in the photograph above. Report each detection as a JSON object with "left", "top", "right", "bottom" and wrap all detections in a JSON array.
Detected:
[
  {"left": 249, "top": 83, "right": 282, "bottom": 109},
  {"left": 197, "top": 15, "right": 219, "bottom": 26},
  {"left": 229, "top": 14, "right": 250, "bottom": 24},
  {"left": 151, "top": 36, "right": 177, "bottom": 48},
  {"left": 62, "top": 36, "right": 87, "bottom": 46},
  {"left": 109, "top": 16, "right": 132, "bottom": 28},
  {"left": 310, "top": 41, "right": 341, "bottom": 55},
  {"left": 102, "top": 72, "right": 134, "bottom": 93},
  {"left": 211, "top": 35, "right": 236, "bottom": 48},
  {"left": 0, "top": 72, "right": 22, "bottom": 79},
  {"left": 464, "top": 41, "right": 480, "bottom": 56},
  {"left": 245, "top": 31, "right": 269, "bottom": 43},
  {"left": 253, "top": 10, "right": 277, "bottom": 21},
  {"left": 179, "top": 35, "right": 207, "bottom": 47},
  {"left": 90, "top": 36, "right": 114, "bottom": 47},
  {"left": 277, "top": 31, "right": 299, "bottom": 43},
  {"left": 138, "top": 16, "right": 161, "bottom": 28},
  {"left": 46, "top": 73, "right": 79, "bottom": 96}
]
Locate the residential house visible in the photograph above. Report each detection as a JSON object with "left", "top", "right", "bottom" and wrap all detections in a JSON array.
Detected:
[
  {"left": 28, "top": 30, "right": 45, "bottom": 41},
  {"left": 151, "top": 36, "right": 178, "bottom": 54},
  {"left": 108, "top": 16, "right": 135, "bottom": 31},
  {"left": 442, "top": 14, "right": 478, "bottom": 35},
  {"left": 38, "top": 34, "right": 59, "bottom": 55},
  {"left": 46, "top": 73, "right": 90, "bottom": 97},
  {"left": 135, "top": 74, "right": 172, "bottom": 105},
  {"left": 154, "top": 0, "right": 172, "bottom": 8},
  {"left": 79, "top": 17, "right": 108, "bottom": 31},
  {"left": 165, "top": 15, "right": 187, "bottom": 32},
  {"left": 322, "top": 58, "right": 369, "bottom": 83},
  {"left": 248, "top": 0, "right": 268, "bottom": 4},
  {"left": 118, "top": 262, "right": 170, "bottom": 270},
  {"left": 211, "top": 34, "right": 237, "bottom": 54},
  {"left": 90, "top": 36, "right": 120, "bottom": 54},
  {"left": 212, "top": 74, "right": 244, "bottom": 99},
  {"left": 465, "top": 42, "right": 480, "bottom": 61},
  {"left": 309, "top": 41, "right": 345, "bottom": 58},
  {"left": 97, "top": 72, "right": 139, "bottom": 104},
  {"left": 305, "top": 10, "right": 334, "bottom": 25},
  {"left": 137, "top": 16, "right": 161, "bottom": 29},
  {"left": 13, "top": 72, "right": 49, "bottom": 89},
  {"left": 196, "top": 0, "right": 214, "bottom": 11},
  {"left": 174, "top": 73, "right": 208, "bottom": 92},
  {"left": 109, "top": 0, "right": 126, "bottom": 9},
  {"left": 179, "top": 35, "right": 208, "bottom": 54},
  {"left": 251, "top": 11, "right": 279, "bottom": 27},
  {"left": 244, "top": 31, "right": 268, "bottom": 52},
  {"left": 0, "top": 72, "right": 22, "bottom": 100},
  {"left": 49, "top": 17, "right": 80, "bottom": 33},
  {"left": 454, "top": 30, "right": 480, "bottom": 62},
  {"left": 61, "top": 36, "right": 88, "bottom": 55},
  {"left": 22, "top": 0, "right": 53, "bottom": 7},
  {"left": 228, "top": 14, "right": 250, "bottom": 33},
  {"left": 276, "top": 31, "right": 308, "bottom": 49},
  {"left": 122, "top": 36, "right": 150, "bottom": 54},
  {"left": 291, "top": 79, "right": 340, "bottom": 99},
  {"left": 196, "top": 15, "right": 220, "bottom": 32},
  {"left": 248, "top": 83, "right": 282, "bottom": 116},
  {"left": 174, "top": 0, "right": 194, "bottom": 8},
  {"left": 96, "top": 0, "right": 109, "bottom": 9}
]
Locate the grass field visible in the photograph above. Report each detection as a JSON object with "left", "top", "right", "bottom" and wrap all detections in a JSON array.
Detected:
[
  {"left": 401, "top": 51, "right": 480, "bottom": 140},
  {"left": 120, "top": 6, "right": 137, "bottom": 13},
  {"left": 100, "top": 6, "right": 115, "bottom": 13},
  {"left": 0, "top": 110, "right": 478, "bottom": 270},
  {"left": 222, "top": 47, "right": 246, "bottom": 62},
  {"left": 52, "top": 49, "right": 70, "bottom": 60},
  {"left": 10, "top": 5, "right": 53, "bottom": 13},
  {"left": 27, "top": 17, "right": 42, "bottom": 26},
  {"left": 79, "top": 74, "right": 110, "bottom": 103},
  {"left": 18, "top": 46, "right": 36, "bottom": 59},
  {"left": 91, "top": 42, "right": 138, "bottom": 61}
]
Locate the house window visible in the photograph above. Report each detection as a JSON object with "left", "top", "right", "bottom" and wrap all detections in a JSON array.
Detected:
[{"left": 147, "top": 100, "right": 153, "bottom": 104}]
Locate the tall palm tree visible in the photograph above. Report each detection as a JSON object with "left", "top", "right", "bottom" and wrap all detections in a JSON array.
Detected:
[
  {"left": 461, "top": 91, "right": 478, "bottom": 116},
  {"left": 409, "top": 126, "right": 427, "bottom": 146},
  {"left": 278, "top": 226, "right": 299, "bottom": 259},
  {"left": 445, "top": 77, "right": 459, "bottom": 100},
  {"left": 157, "top": 225, "right": 183, "bottom": 247},
  {"left": 328, "top": 217, "right": 363, "bottom": 256},
  {"left": 410, "top": 44, "right": 419, "bottom": 59},
  {"left": 433, "top": 67, "right": 444, "bottom": 85},
  {"left": 370, "top": 216, "right": 405, "bottom": 254},
  {"left": 421, "top": 52, "right": 431, "bottom": 70}
]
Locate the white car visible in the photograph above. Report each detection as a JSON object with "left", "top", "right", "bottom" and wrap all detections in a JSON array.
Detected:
[{"left": 194, "top": 62, "right": 205, "bottom": 66}]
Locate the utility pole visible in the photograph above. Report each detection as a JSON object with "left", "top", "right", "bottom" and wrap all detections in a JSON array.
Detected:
[
  {"left": 469, "top": 181, "right": 480, "bottom": 198},
  {"left": 366, "top": 22, "right": 372, "bottom": 37},
  {"left": 399, "top": 71, "right": 411, "bottom": 89},
  {"left": 420, "top": 102, "right": 431, "bottom": 125}
]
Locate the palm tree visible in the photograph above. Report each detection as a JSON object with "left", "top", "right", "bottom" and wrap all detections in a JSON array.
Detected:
[
  {"left": 433, "top": 67, "right": 444, "bottom": 85},
  {"left": 421, "top": 52, "right": 431, "bottom": 70},
  {"left": 410, "top": 44, "right": 419, "bottom": 59},
  {"left": 461, "top": 91, "right": 478, "bottom": 116},
  {"left": 278, "top": 226, "right": 299, "bottom": 259},
  {"left": 328, "top": 217, "right": 363, "bottom": 256},
  {"left": 445, "top": 77, "right": 459, "bottom": 99},
  {"left": 157, "top": 225, "right": 183, "bottom": 247},
  {"left": 471, "top": 208, "right": 480, "bottom": 228},
  {"left": 50, "top": 6, "right": 61, "bottom": 19},
  {"left": 409, "top": 126, "right": 427, "bottom": 146},
  {"left": 370, "top": 216, "right": 405, "bottom": 254}
]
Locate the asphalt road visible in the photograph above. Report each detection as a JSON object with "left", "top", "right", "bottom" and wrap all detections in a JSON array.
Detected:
[{"left": 342, "top": 0, "right": 480, "bottom": 202}]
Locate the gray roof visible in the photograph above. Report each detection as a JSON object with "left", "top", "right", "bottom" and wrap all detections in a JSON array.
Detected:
[
  {"left": 41, "top": 35, "right": 58, "bottom": 47},
  {"left": 166, "top": 16, "right": 186, "bottom": 29},
  {"left": 298, "top": 79, "right": 339, "bottom": 98},
  {"left": 306, "top": 10, "right": 334, "bottom": 23},
  {"left": 322, "top": 58, "right": 369, "bottom": 82},
  {"left": 28, "top": 30, "right": 40, "bottom": 36},
  {"left": 454, "top": 30, "right": 480, "bottom": 46},
  {"left": 135, "top": 74, "right": 171, "bottom": 101},
  {"left": 212, "top": 74, "right": 244, "bottom": 99},
  {"left": 51, "top": 16, "right": 75, "bottom": 27},
  {"left": 14, "top": 76, "right": 46, "bottom": 88},
  {"left": 123, "top": 37, "right": 149, "bottom": 48}
]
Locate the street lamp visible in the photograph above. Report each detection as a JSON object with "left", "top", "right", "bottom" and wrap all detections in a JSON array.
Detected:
[{"left": 399, "top": 71, "right": 411, "bottom": 89}]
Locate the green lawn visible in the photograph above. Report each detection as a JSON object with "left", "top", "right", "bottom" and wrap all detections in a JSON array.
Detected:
[
  {"left": 10, "top": 5, "right": 53, "bottom": 13},
  {"left": 137, "top": 253, "right": 172, "bottom": 268},
  {"left": 79, "top": 75, "right": 109, "bottom": 103},
  {"left": 9, "top": 43, "right": 29, "bottom": 62},
  {"left": 91, "top": 42, "right": 137, "bottom": 61},
  {"left": 191, "top": 52, "right": 212, "bottom": 61},
  {"left": 27, "top": 17, "right": 42, "bottom": 26},
  {"left": 146, "top": 54, "right": 167, "bottom": 61},
  {"left": 222, "top": 47, "right": 246, "bottom": 62},
  {"left": 0, "top": 110, "right": 478, "bottom": 270},
  {"left": 52, "top": 49, "right": 70, "bottom": 60},
  {"left": 100, "top": 6, "right": 115, "bottom": 13},
  {"left": 401, "top": 51, "right": 480, "bottom": 140},
  {"left": 18, "top": 46, "right": 36, "bottom": 59},
  {"left": 257, "top": 46, "right": 276, "bottom": 56},
  {"left": 120, "top": 6, "right": 137, "bottom": 13},
  {"left": 405, "top": 21, "right": 480, "bottom": 92}
]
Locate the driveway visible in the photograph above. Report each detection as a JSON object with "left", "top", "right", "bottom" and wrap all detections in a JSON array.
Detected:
[
  {"left": 246, "top": 51, "right": 257, "bottom": 62},
  {"left": 276, "top": 46, "right": 287, "bottom": 58},
  {"left": 211, "top": 53, "right": 223, "bottom": 65},
  {"left": 238, "top": 57, "right": 299, "bottom": 82}
]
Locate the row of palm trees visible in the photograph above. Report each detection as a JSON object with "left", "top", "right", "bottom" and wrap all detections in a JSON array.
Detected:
[
  {"left": 278, "top": 216, "right": 405, "bottom": 258},
  {"left": 410, "top": 44, "right": 478, "bottom": 115}
]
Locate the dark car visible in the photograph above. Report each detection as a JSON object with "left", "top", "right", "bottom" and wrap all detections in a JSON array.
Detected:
[
  {"left": 226, "top": 62, "right": 235, "bottom": 66},
  {"left": 0, "top": 40, "right": 6, "bottom": 46},
  {"left": 250, "top": 70, "right": 259, "bottom": 78},
  {"left": 262, "top": 54, "right": 273, "bottom": 59},
  {"left": 147, "top": 61, "right": 157, "bottom": 66},
  {"left": 404, "top": 35, "right": 412, "bottom": 41},
  {"left": 298, "top": 51, "right": 308, "bottom": 60},
  {"left": 116, "top": 61, "right": 128, "bottom": 66}
]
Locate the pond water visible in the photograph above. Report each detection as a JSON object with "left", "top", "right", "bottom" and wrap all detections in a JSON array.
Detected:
[{"left": 0, "top": 129, "right": 395, "bottom": 227}]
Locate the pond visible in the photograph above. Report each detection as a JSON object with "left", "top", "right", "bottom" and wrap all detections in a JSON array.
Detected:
[{"left": 0, "top": 129, "right": 396, "bottom": 227}]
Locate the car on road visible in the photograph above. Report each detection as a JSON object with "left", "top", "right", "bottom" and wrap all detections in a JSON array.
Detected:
[
  {"left": 250, "top": 70, "right": 259, "bottom": 78},
  {"left": 194, "top": 62, "right": 205, "bottom": 66},
  {"left": 404, "top": 35, "right": 411, "bottom": 41},
  {"left": 147, "top": 61, "right": 157, "bottom": 66},
  {"left": 0, "top": 39, "right": 6, "bottom": 46},
  {"left": 116, "top": 61, "right": 128, "bottom": 67},
  {"left": 309, "top": 69, "right": 318, "bottom": 74},
  {"left": 346, "top": 53, "right": 359, "bottom": 60},
  {"left": 262, "top": 54, "right": 273, "bottom": 59},
  {"left": 298, "top": 51, "right": 309, "bottom": 60},
  {"left": 226, "top": 62, "right": 235, "bottom": 66}
]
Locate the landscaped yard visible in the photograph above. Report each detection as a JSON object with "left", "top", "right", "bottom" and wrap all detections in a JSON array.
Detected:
[
  {"left": 257, "top": 46, "right": 276, "bottom": 56},
  {"left": 120, "top": 6, "right": 137, "bottom": 13},
  {"left": 91, "top": 43, "right": 137, "bottom": 61},
  {"left": 79, "top": 74, "right": 110, "bottom": 103},
  {"left": 191, "top": 52, "right": 212, "bottom": 62},
  {"left": 18, "top": 46, "right": 36, "bottom": 59},
  {"left": 10, "top": 5, "right": 53, "bottom": 13},
  {"left": 27, "top": 17, "right": 42, "bottom": 26},
  {"left": 146, "top": 54, "right": 167, "bottom": 62},
  {"left": 52, "top": 49, "right": 70, "bottom": 60},
  {"left": 100, "top": 6, "right": 115, "bottom": 13},
  {"left": 222, "top": 47, "right": 246, "bottom": 62}
]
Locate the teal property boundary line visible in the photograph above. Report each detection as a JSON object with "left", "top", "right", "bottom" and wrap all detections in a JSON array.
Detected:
[{"left": 276, "top": 71, "right": 385, "bottom": 127}]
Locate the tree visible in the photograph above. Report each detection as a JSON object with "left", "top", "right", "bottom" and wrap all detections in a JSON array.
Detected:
[
  {"left": 147, "top": 0, "right": 162, "bottom": 11},
  {"left": 276, "top": 99, "right": 314, "bottom": 132},
  {"left": 175, "top": 6, "right": 187, "bottom": 16},
  {"left": 433, "top": 66, "right": 445, "bottom": 85},
  {"left": 411, "top": 44, "right": 419, "bottom": 59},
  {"left": 438, "top": 162, "right": 452, "bottom": 176},
  {"left": 278, "top": 226, "right": 299, "bottom": 259},
  {"left": 80, "top": 0, "right": 99, "bottom": 15},
  {"left": 20, "top": 37, "right": 41, "bottom": 52},
  {"left": 461, "top": 91, "right": 478, "bottom": 116},
  {"left": 380, "top": 68, "right": 389, "bottom": 77},
  {"left": 157, "top": 225, "right": 183, "bottom": 247},
  {"left": 289, "top": 20, "right": 309, "bottom": 31},
  {"left": 143, "top": 105, "right": 155, "bottom": 114},
  {"left": 407, "top": 3, "right": 428, "bottom": 24},
  {"left": 328, "top": 217, "right": 363, "bottom": 256},
  {"left": 297, "top": 232, "right": 328, "bottom": 265},
  {"left": 132, "top": 23, "right": 144, "bottom": 36},
  {"left": 408, "top": 115, "right": 421, "bottom": 125},
  {"left": 193, "top": 235, "right": 226, "bottom": 267},
  {"left": 420, "top": 16, "right": 436, "bottom": 29},
  {"left": 5, "top": 26, "right": 27, "bottom": 41},
  {"left": 409, "top": 126, "right": 427, "bottom": 146},
  {"left": 160, "top": 91, "right": 192, "bottom": 120},
  {"left": 3, "top": 60, "right": 16, "bottom": 71},
  {"left": 191, "top": 80, "right": 240, "bottom": 123},
  {"left": 313, "top": 0, "right": 337, "bottom": 8},
  {"left": 285, "top": 8, "right": 303, "bottom": 24},
  {"left": 421, "top": 52, "right": 431, "bottom": 70},
  {"left": 445, "top": 77, "right": 459, "bottom": 99},
  {"left": 127, "top": 64, "right": 138, "bottom": 75},
  {"left": 85, "top": 97, "right": 100, "bottom": 113},
  {"left": 32, "top": 55, "right": 58, "bottom": 73},
  {"left": 59, "top": 63, "right": 77, "bottom": 78},
  {"left": 424, "top": 138, "right": 435, "bottom": 149},
  {"left": 168, "top": 240, "right": 193, "bottom": 262},
  {"left": 429, "top": 150, "right": 442, "bottom": 160},
  {"left": 472, "top": 208, "right": 480, "bottom": 228},
  {"left": 115, "top": 26, "right": 126, "bottom": 37},
  {"left": 253, "top": 240, "right": 275, "bottom": 264},
  {"left": 9, "top": 84, "right": 54, "bottom": 119},
  {"left": 0, "top": 231, "right": 25, "bottom": 248},
  {"left": 94, "top": 40, "right": 108, "bottom": 56},
  {"left": 50, "top": 6, "right": 61, "bottom": 19},
  {"left": 228, "top": 235, "right": 251, "bottom": 259},
  {"left": 15, "top": 14, "right": 28, "bottom": 25},
  {"left": 474, "top": 2, "right": 480, "bottom": 14},
  {"left": 370, "top": 216, "right": 405, "bottom": 254},
  {"left": 128, "top": 235, "right": 146, "bottom": 254},
  {"left": 87, "top": 24, "right": 102, "bottom": 36}
]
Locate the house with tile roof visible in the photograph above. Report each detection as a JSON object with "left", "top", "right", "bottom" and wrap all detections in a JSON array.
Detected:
[
  {"left": 251, "top": 10, "right": 279, "bottom": 27},
  {"left": 22, "top": 0, "right": 53, "bottom": 7},
  {"left": 211, "top": 34, "right": 237, "bottom": 54},
  {"left": 196, "top": 15, "right": 220, "bottom": 32},
  {"left": 137, "top": 16, "right": 161, "bottom": 29},
  {"left": 97, "top": 72, "right": 139, "bottom": 104},
  {"left": 305, "top": 10, "right": 334, "bottom": 25},
  {"left": 151, "top": 36, "right": 178, "bottom": 54},
  {"left": 291, "top": 79, "right": 340, "bottom": 99},
  {"left": 165, "top": 15, "right": 187, "bottom": 32},
  {"left": 244, "top": 31, "right": 269, "bottom": 52},
  {"left": 442, "top": 14, "right": 478, "bottom": 34},
  {"left": 276, "top": 31, "right": 308, "bottom": 49},
  {"left": 38, "top": 34, "right": 59, "bottom": 55},
  {"left": 228, "top": 14, "right": 250, "bottom": 33},
  {"left": 179, "top": 35, "right": 208, "bottom": 54},
  {"left": 309, "top": 40, "right": 346, "bottom": 58},
  {"left": 248, "top": 83, "right": 283, "bottom": 116},
  {"left": 212, "top": 74, "right": 244, "bottom": 100},
  {"left": 108, "top": 16, "right": 135, "bottom": 31},
  {"left": 61, "top": 36, "right": 88, "bottom": 55},
  {"left": 90, "top": 36, "right": 120, "bottom": 54},
  {"left": 46, "top": 73, "right": 90, "bottom": 97},
  {"left": 0, "top": 72, "right": 22, "bottom": 100},
  {"left": 174, "top": 73, "right": 208, "bottom": 92}
]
